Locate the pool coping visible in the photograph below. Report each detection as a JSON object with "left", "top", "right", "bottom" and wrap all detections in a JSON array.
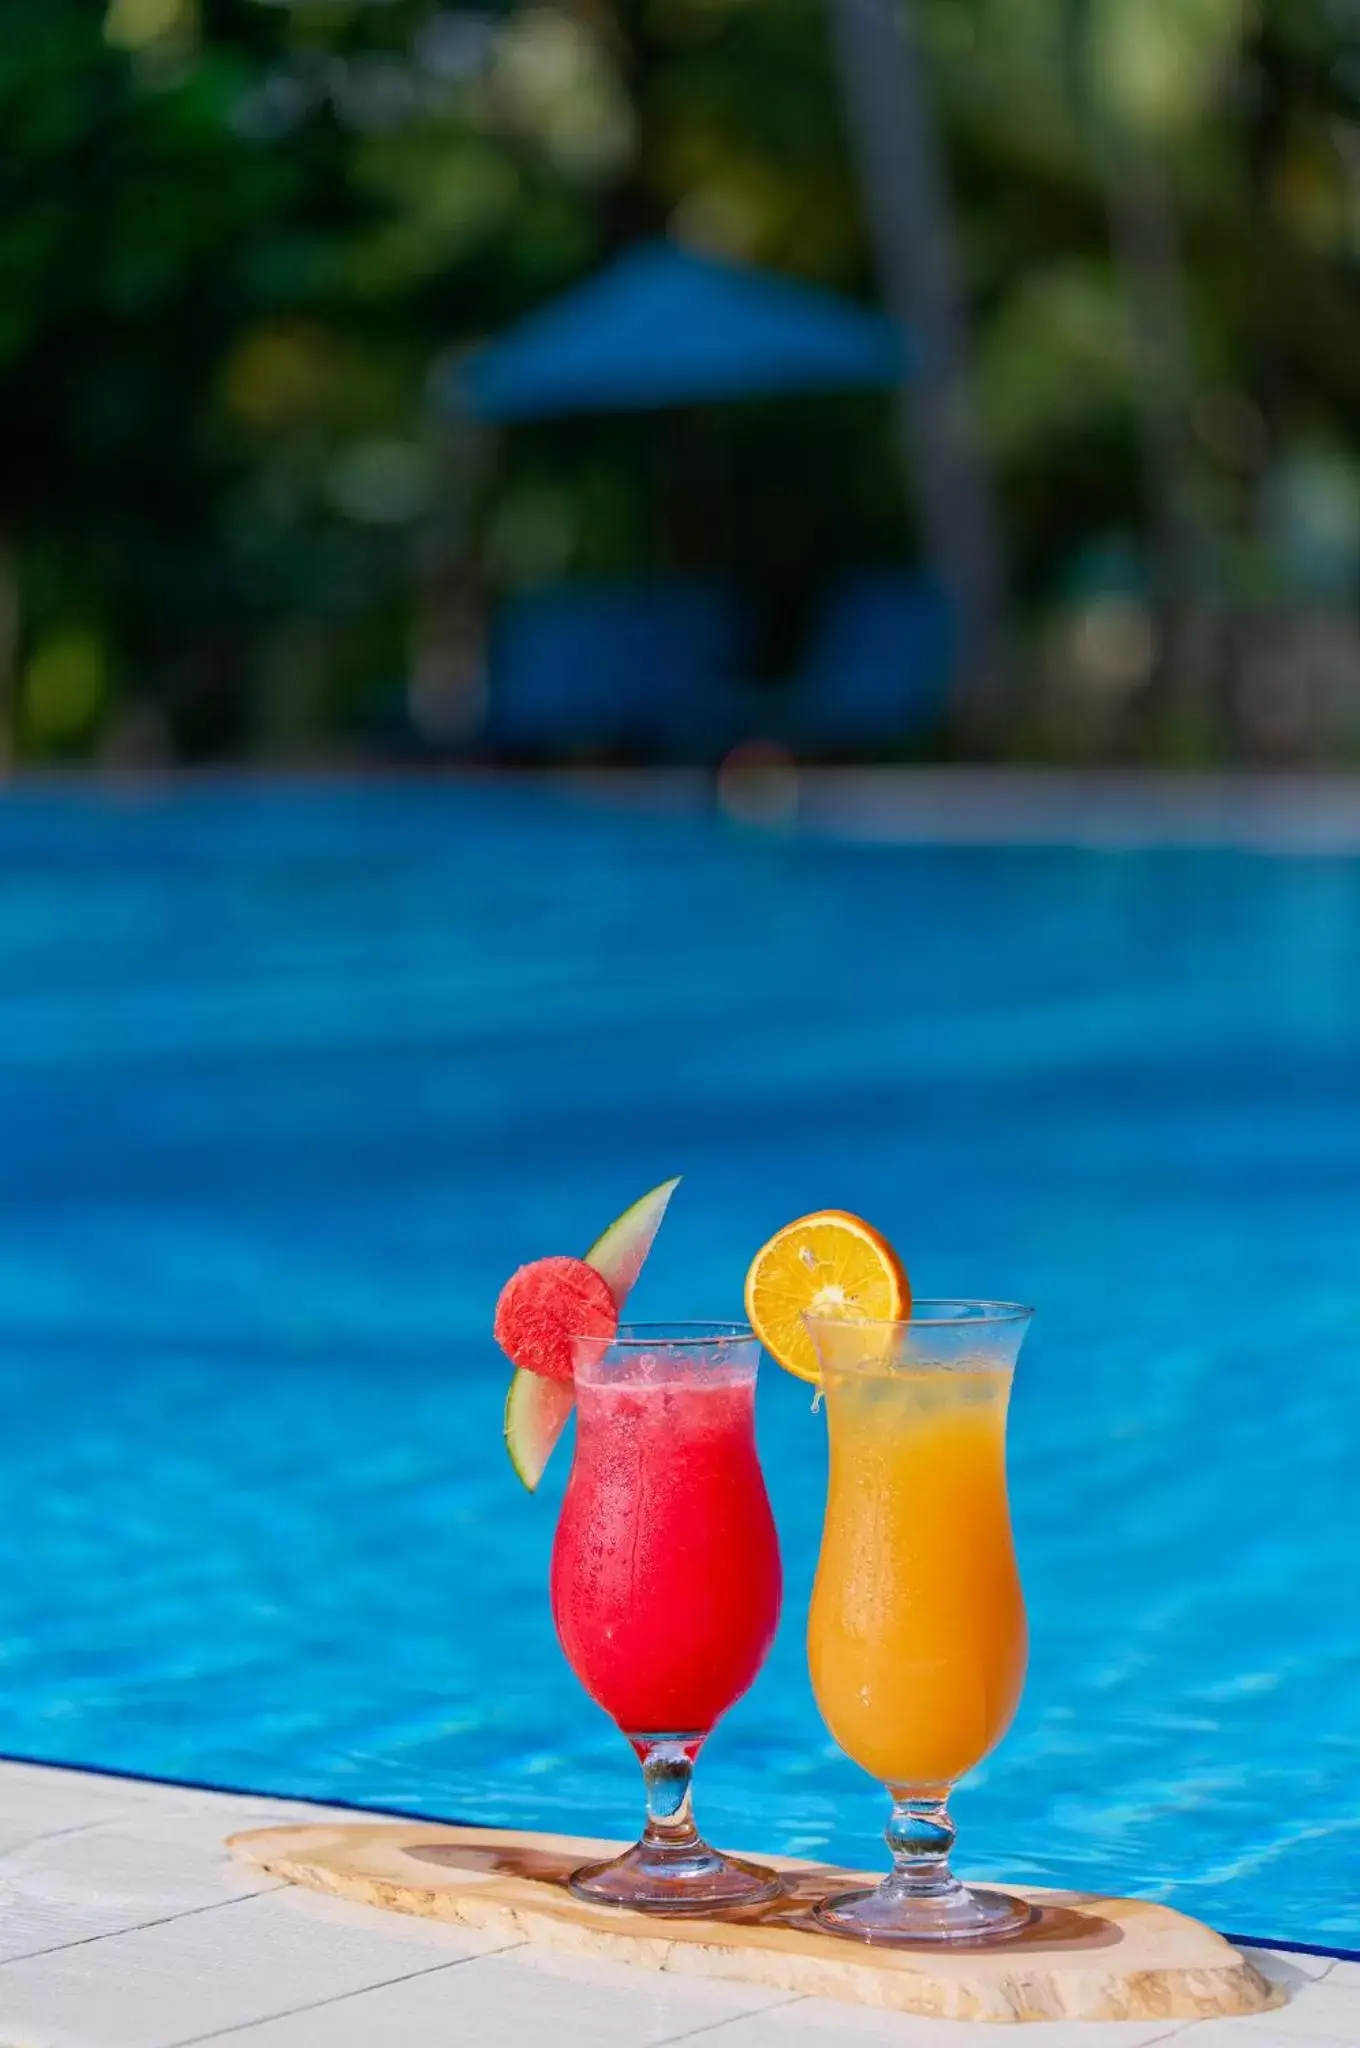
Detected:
[
  {"left": 2, "top": 1748, "right": 1353, "bottom": 1968},
  {"left": 0, "top": 1755, "right": 1354, "bottom": 2046},
  {"left": 11, "top": 763, "right": 1360, "bottom": 854},
  {"left": 552, "top": 765, "right": 1360, "bottom": 852}
]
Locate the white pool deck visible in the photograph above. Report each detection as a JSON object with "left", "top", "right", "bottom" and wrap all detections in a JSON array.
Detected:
[
  {"left": 0, "top": 1762, "right": 1352, "bottom": 2048},
  {"left": 564, "top": 766, "right": 1360, "bottom": 850}
]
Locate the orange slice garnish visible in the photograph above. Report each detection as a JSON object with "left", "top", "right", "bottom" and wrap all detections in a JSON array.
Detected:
[{"left": 744, "top": 1210, "right": 910, "bottom": 1384}]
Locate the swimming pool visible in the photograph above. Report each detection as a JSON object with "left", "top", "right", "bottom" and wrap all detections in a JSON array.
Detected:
[{"left": 0, "top": 778, "right": 1355, "bottom": 1945}]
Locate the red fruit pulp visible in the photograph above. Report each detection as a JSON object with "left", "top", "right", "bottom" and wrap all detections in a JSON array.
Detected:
[
  {"left": 550, "top": 1370, "right": 782, "bottom": 1734},
  {"left": 493, "top": 1256, "right": 616, "bottom": 1385}
]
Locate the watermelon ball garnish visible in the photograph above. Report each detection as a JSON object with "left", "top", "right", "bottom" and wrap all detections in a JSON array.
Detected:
[
  {"left": 498, "top": 1177, "right": 681, "bottom": 1492},
  {"left": 494, "top": 1255, "right": 617, "bottom": 1386}
]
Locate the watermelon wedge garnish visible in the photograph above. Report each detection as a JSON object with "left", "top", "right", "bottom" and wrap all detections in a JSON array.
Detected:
[
  {"left": 498, "top": 1176, "right": 681, "bottom": 1491},
  {"left": 503, "top": 1368, "right": 575, "bottom": 1494}
]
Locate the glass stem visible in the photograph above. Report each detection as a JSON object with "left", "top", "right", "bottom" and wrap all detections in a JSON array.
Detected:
[
  {"left": 884, "top": 1788, "right": 957, "bottom": 1898},
  {"left": 633, "top": 1737, "right": 704, "bottom": 1859}
]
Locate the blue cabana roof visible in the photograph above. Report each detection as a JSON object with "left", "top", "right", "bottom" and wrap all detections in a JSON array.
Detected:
[{"left": 445, "top": 241, "right": 908, "bottom": 420}]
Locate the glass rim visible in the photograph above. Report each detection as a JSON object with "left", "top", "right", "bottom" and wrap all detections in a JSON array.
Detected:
[
  {"left": 802, "top": 1298, "right": 1033, "bottom": 1331},
  {"left": 571, "top": 1319, "right": 755, "bottom": 1349}
]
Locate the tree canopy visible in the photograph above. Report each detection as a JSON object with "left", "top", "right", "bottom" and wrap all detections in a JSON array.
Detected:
[{"left": 3, "top": 0, "right": 1360, "bottom": 763}]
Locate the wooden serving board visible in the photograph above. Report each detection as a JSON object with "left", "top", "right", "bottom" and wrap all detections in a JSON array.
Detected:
[{"left": 228, "top": 1822, "right": 1281, "bottom": 2024}]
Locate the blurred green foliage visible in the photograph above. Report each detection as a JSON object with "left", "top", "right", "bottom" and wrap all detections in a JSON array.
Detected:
[{"left": 3, "top": 0, "right": 1360, "bottom": 763}]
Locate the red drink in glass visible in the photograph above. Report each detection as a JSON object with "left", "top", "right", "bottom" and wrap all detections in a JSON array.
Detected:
[{"left": 550, "top": 1322, "right": 783, "bottom": 1912}]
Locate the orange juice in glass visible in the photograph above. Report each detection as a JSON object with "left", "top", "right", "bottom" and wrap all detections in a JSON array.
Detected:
[{"left": 805, "top": 1302, "right": 1033, "bottom": 1946}]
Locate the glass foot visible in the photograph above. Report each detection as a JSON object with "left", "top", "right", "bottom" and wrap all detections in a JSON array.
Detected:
[
  {"left": 815, "top": 1878, "right": 1035, "bottom": 1947},
  {"left": 568, "top": 1839, "right": 783, "bottom": 1916}
]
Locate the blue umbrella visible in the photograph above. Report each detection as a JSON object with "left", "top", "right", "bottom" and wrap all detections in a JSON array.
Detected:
[{"left": 445, "top": 240, "right": 909, "bottom": 420}]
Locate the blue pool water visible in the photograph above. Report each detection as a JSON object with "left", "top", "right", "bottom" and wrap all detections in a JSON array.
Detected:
[{"left": 0, "top": 779, "right": 1356, "bottom": 1944}]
